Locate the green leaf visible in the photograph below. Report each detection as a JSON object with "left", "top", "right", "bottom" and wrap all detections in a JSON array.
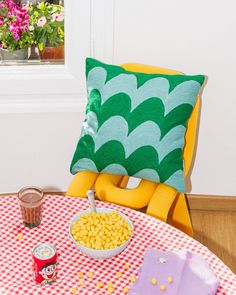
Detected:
[{"left": 38, "top": 42, "right": 44, "bottom": 51}]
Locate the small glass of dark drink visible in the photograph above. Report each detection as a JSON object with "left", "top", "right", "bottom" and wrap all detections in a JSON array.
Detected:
[{"left": 17, "top": 186, "right": 44, "bottom": 228}]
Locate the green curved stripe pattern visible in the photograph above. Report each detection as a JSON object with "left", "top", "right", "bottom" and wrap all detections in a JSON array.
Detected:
[{"left": 71, "top": 58, "right": 205, "bottom": 192}]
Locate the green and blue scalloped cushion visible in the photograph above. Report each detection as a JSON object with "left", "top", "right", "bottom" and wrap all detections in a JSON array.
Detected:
[{"left": 70, "top": 58, "right": 205, "bottom": 192}]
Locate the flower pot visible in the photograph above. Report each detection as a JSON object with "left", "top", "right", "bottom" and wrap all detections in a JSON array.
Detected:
[
  {"left": 28, "top": 45, "right": 40, "bottom": 60},
  {"left": 39, "top": 45, "right": 64, "bottom": 60},
  {"left": 0, "top": 48, "right": 28, "bottom": 60}
]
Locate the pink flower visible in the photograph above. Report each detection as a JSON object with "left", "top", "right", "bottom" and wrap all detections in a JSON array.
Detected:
[
  {"left": 57, "top": 12, "right": 64, "bottom": 22},
  {"left": 21, "top": 20, "right": 29, "bottom": 26},
  {"left": 52, "top": 13, "right": 59, "bottom": 22},
  {"left": 13, "top": 32, "right": 19, "bottom": 40},
  {"left": 52, "top": 12, "right": 64, "bottom": 22},
  {"left": 21, "top": 25, "right": 28, "bottom": 31},
  {"left": 8, "top": 23, "right": 15, "bottom": 32},
  {"left": 22, "top": 3, "right": 29, "bottom": 10},
  {"left": 37, "top": 16, "right": 46, "bottom": 27},
  {"left": 0, "top": 17, "right": 4, "bottom": 26}
]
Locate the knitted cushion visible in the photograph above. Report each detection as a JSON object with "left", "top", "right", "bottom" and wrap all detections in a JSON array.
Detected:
[{"left": 70, "top": 58, "right": 205, "bottom": 192}]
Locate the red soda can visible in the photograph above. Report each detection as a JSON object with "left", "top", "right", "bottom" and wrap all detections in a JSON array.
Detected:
[{"left": 32, "top": 243, "right": 57, "bottom": 285}]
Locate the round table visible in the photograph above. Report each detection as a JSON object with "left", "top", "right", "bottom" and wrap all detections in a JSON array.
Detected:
[{"left": 0, "top": 195, "right": 235, "bottom": 295}]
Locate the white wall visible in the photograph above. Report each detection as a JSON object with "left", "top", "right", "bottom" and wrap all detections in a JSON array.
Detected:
[
  {"left": 1, "top": 0, "right": 236, "bottom": 195},
  {"left": 112, "top": 0, "right": 236, "bottom": 196},
  {"left": 0, "top": 113, "right": 84, "bottom": 193}
]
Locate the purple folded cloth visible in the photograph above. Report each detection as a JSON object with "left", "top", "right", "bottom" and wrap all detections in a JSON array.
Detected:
[{"left": 128, "top": 249, "right": 220, "bottom": 295}]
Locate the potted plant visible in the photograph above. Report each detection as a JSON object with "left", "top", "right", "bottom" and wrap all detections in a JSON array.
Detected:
[
  {"left": 27, "top": 1, "right": 64, "bottom": 60},
  {"left": 0, "top": 0, "right": 33, "bottom": 60}
]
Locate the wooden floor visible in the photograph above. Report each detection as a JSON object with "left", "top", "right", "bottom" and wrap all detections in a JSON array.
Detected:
[{"left": 187, "top": 195, "right": 236, "bottom": 274}]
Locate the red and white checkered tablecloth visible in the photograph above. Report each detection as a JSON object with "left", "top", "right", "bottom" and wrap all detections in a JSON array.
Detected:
[{"left": 0, "top": 195, "right": 235, "bottom": 295}]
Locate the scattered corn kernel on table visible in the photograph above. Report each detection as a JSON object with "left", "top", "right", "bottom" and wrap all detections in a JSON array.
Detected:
[{"left": 0, "top": 195, "right": 235, "bottom": 295}]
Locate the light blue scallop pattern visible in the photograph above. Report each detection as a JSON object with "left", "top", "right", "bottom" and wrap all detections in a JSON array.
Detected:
[{"left": 73, "top": 66, "right": 202, "bottom": 192}]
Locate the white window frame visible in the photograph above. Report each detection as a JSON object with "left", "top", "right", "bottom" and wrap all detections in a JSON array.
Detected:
[{"left": 0, "top": 0, "right": 115, "bottom": 113}]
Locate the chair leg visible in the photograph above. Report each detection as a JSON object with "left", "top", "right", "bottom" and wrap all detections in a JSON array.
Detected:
[
  {"left": 169, "top": 193, "right": 193, "bottom": 237},
  {"left": 146, "top": 184, "right": 178, "bottom": 223},
  {"left": 66, "top": 171, "right": 99, "bottom": 197}
]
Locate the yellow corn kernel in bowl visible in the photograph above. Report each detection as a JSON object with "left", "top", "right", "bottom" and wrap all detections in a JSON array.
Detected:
[{"left": 69, "top": 208, "right": 134, "bottom": 260}]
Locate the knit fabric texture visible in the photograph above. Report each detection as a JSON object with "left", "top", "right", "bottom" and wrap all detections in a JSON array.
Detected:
[{"left": 70, "top": 58, "right": 205, "bottom": 192}]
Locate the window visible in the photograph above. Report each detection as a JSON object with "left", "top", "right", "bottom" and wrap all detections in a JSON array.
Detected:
[
  {"left": 0, "top": 0, "right": 65, "bottom": 65},
  {"left": 0, "top": 0, "right": 114, "bottom": 113}
]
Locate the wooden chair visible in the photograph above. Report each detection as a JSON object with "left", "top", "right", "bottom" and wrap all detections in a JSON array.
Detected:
[{"left": 67, "top": 63, "right": 202, "bottom": 237}]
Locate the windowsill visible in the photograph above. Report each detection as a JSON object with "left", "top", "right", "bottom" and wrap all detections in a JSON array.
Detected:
[{"left": 0, "top": 60, "right": 65, "bottom": 66}]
